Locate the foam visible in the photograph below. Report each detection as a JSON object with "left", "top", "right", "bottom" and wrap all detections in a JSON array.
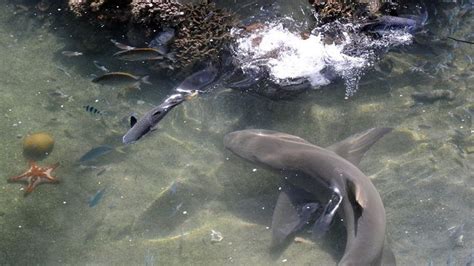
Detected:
[{"left": 232, "top": 21, "right": 413, "bottom": 96}]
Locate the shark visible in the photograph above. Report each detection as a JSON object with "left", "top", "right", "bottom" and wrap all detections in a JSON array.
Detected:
[
  {"left": 224, "top": 127, "right": 396, "bottom": 266},
  {"left": 122, "top": 66, "right": 218, "bottom": 144}
]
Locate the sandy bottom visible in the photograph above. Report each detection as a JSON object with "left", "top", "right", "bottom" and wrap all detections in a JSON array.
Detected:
[{"left": 0, "top": 1, "right": 472, "bottom": 265}]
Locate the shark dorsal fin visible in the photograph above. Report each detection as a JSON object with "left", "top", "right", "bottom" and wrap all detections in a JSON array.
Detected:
[
  {"left": 130, "top": 115, "right": 138, "bottom": 128},
  {"left": 327, "top": 127, "right": 393, "bottom": 166}
]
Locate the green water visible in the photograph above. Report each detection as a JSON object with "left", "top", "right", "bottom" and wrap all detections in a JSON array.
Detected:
[{"left": 0, "top": 1, "right": 472, "bottom": 265}]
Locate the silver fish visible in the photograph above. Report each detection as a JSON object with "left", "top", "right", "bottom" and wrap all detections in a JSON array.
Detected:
[
  {"left": 113, "top": 48, "right": 164, "bottom": 61},
  {"left": 92, "top": 72, "right": 151, "bottom": 88},
  {"left": 61, "top": 50, "right": 83, "bottom": 57},
  {"left": 93, "top": 60, "right": 110, "bottom": 73},
  {"left": 110, "top": 39, "right": 135, "bottom": 50}
]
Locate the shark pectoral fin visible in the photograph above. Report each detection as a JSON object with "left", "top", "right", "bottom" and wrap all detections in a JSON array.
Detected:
[
  {"left": 271, "top": 184, "right": 317, "bottom": 249},
  {"left": 312, "top": 190, "right": 342, "bottom": 239},
  {"left": 327, "top": 127, "right": 393, "bottom": 166},
  {"left": 347, "top": 179, "right": 367, "bottom": 209},
  {"left": 271, "top": 191, "right": 301, "bottom": 248},
  {"left": 130, "top": 115, "right": 138, "bottom": 128}
]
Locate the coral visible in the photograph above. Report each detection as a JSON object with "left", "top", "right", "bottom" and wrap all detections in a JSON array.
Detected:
[
  {"left": 67, "top": 0, "right": 237, "bottom": 70},
  {"left": 131, "top": 0, "right": 186, "bottom": 26},
  {"left": 68, "top": 0, "right": 132, "bottom": 27},
  {"left": 23, "top": 132, "right": 55, "bottom": 161},
  {"left": 309, "top": 0, "right": 376, "bottom": 25},
  {"left": 171, "top": 1, "right": 236, "bottom": 69},
  {"left": 131, "top": 0, "right": 237, "bottom": 70}
]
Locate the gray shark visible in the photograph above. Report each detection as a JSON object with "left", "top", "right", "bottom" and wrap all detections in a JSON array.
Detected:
[
  {"left": 224, "top": 128, "right": 395, "bottom": 266},
  {"left": 122, "top": 93, "right": 185, "bottom": 144},
  {"left": 122, "top": 66, "right": 218, "bottom": 144}
]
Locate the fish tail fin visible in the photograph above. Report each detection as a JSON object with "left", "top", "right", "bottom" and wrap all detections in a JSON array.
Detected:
[{"left": 141, "top": 75, "right": 152, "bottom": 85}]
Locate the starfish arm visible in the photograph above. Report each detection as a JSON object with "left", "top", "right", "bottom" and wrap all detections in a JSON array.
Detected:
[
  {"left": 8, "top": 172, "right": 30, "bottom": 182},
  {"left": 24, "top": 176, "right": 40, "bottom": 195}
]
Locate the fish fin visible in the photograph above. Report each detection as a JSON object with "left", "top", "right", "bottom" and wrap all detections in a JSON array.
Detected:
[
  {"left": 271, "top": 183, "right": 317, "bottom": 249},
  {"left": 312, "top": 189, "right": 342, "bottom": 239},
  {"left": 110, "top": 39, "right": 135, "bottom": 50},
  {"left": 141, "top": 75, "right": 152, "bottom": 85},
  {"left": 327, "top": 127, "right": 393, "bottom": 166},
  {"left": 381, "top": 243, "right": 396, "bottom": 266},
  {"left": 130, "top": 116, "right": 138, "bottom": 128},
  {"left": 346, "top": 178, "right": 367, "bottom": 210}
]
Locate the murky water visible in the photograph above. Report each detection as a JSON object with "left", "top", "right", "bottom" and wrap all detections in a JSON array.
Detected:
[{"left": 0, "top": 0, "right": 472, "bottom": 265}]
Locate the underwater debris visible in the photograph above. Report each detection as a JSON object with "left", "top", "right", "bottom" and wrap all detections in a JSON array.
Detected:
[{"left": 210, "top": 229, "right": 223, "bottom": 243}]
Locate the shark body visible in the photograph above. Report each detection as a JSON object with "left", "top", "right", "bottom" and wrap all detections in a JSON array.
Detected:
[{"left": 224, "top": 128, "right": 395, "bottom": 266}]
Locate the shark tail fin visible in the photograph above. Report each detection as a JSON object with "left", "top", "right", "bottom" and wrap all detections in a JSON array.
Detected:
[{"left": 327, "top": 127, "right": 393, "bottom": 166}]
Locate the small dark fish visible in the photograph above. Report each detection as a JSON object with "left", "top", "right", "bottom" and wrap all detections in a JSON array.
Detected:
[
  {"left": 411, "top": 90, "right": 455, "bottom": 103},
  {"left": 361, "top": 12, "right": 427, "bottom": 34},
  {"left": 83, "top": 105, "right": 102, "bottom": 115},
  {"left": 113, "top": 48, "right": 164, "bottom": 61},
  {"left": 110, "top": 39, "right": 135, "bottom": 50},
  {"left": 61, "top": 50, "right": 83, "bottom": 57},
  {"left": 79, "top": 145, "right": 114, "bottom": 163},
  {"left": 88, "top": 188, "right": 106, "bottom": 207},
  {"left": 92, "top": 72, "right": 151, "bottom": 88},
  {"left": 93, "top": 60, "right": 110, "bottom": 73}
]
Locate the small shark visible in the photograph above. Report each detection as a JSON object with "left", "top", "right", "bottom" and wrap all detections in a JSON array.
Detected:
[
  {"left": 122, "top": 66, "right": 218, "bottom": 144},
  {"left": 224, "top": 127, "right": 396, "bottom": 266},
  {"left": 122, "top": 93, "right": 185, "bottom": 144}
]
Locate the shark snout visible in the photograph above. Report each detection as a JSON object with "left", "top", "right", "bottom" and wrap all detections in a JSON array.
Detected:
[{"left": 223, "top": 131, "right": 241, "bottom": 151}]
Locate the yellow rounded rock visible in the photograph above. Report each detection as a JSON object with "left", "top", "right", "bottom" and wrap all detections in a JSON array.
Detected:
[{"left": 22, "top": 132, "right": 54, "bottom": 161}]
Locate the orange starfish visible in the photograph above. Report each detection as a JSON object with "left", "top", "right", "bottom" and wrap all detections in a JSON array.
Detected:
[{"left": 8, "top": 161, "right": 60, "bottom": 195}]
